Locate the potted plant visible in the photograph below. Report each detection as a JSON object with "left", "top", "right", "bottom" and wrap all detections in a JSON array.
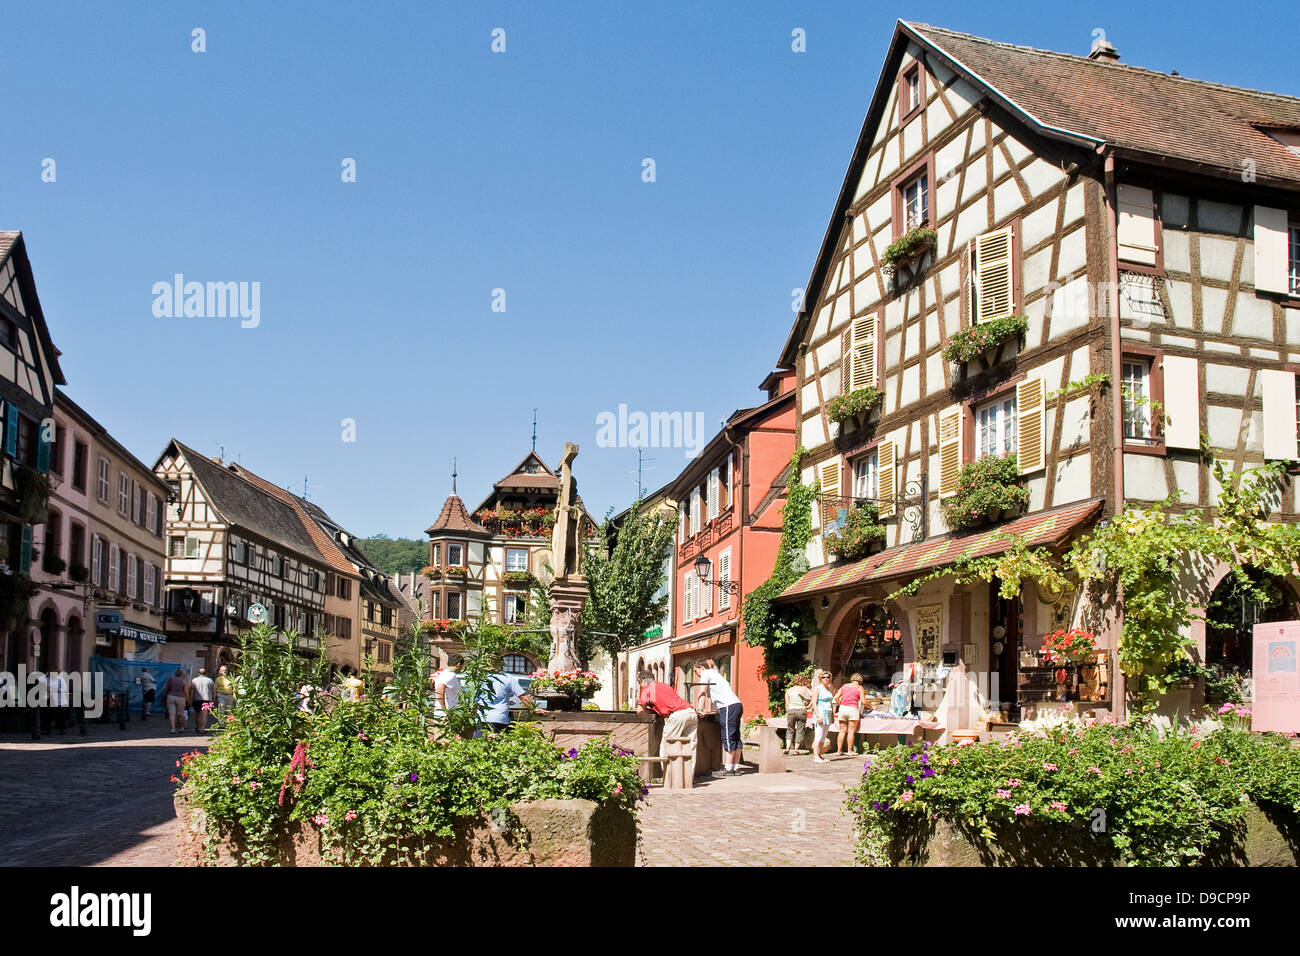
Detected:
[
  {"left": 939, "top": 454, "right": 1029, "bottom": 532},
  {"left": 1039, "top": 628, "right": 1097, "bottom": 665},
  {"left": 529, "top": 669, "right": 602, "bottom": 711},
  {"left": 823, "top": 503, "right": 887, "bottom": 561},
  {"left": 827, "top": 386, "right": 884, "bottom": 426},
  {"left": 503, "top": 570, "right": 533, "bottom": 585},
  {"left": 942, "top": 315, "right": 1029, "bottom": 366},
  {"left": 42, "top": 554, "right": 67, "bottom": 576},
  {"left": 69, "top": 562, "right": 89, "bottom": 584},
  {"left": 881, "top": 226, "right": 938, "bottom": 276},
  {"left": 420, "top": 565, "right": 441, "bottom": 579}
]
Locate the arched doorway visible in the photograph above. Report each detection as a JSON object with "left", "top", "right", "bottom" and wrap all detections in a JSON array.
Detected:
[
  {"left": 1206, "top": 569, "right": 1298, "bottom": 681},
  {"left": 824, "top": 602, "right": 903, "bottom": 694},
  {"left": 37, "top": 608, "right": 57, "bottom": 673}
]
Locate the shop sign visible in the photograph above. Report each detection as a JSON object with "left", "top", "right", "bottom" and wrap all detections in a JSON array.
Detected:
[
  {"left": 915, "top": 604, "right": 944, "bottom": 665},
  {"left": 1252, "top": 621, "right": 1300, "bottom": 733}
]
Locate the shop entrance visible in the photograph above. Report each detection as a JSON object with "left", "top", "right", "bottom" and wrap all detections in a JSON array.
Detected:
[
  {"left": 825, "top": 603, "right": 903, "bottom": 698},
  {"left": 989, "top": 581, "right": 1021, "bottom": 717}
]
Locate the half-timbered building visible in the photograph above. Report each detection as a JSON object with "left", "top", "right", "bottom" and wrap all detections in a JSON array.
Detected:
[{"left": 773, "top": 23, "right": 1300, "bottom": 722}]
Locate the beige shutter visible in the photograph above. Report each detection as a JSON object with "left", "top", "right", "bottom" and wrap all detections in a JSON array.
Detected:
[
  {"left": 972, "top": 228, "right": 1015, "bottom": 322},
  {"left": 849, "top": 315, "right": 878, "bottom": 390},
  {"left": 1017, "top": 377, "right": 1046, "bottom": 474},
  {"left": 1117, "top": 184, "right": 1158, "bottom": 267},
  {"left": 1261, "top": 369, "right": 1299, "bottom": 461},
  {"left": 937, "top": 405, "right": 964, "bottom": 498},
  {"left": 840, "top": 329, "right": 851, "bottom": 395},
  {"left": 876, "top": 438, "right": 897, "bottom": 518},
  {"left": 818, "top": 458, "right": 842, "bottom": 526},
  {"left": 718, "top": 549, "right": 731, "bottom": 610},
  {"left": 1162, "top": 355, "right": 1201, "bottom": 450},
  {"left": 1254, "top": 206, "right": 1290, "bottom": 295}
]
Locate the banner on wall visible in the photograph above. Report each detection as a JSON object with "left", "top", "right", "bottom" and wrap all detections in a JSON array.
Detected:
[
  {"left": 1252, "top": 621, "right": 1300, "bottom": 733},
  {"left": 915, "top": 604, "right": 943, "bottom": 665}
]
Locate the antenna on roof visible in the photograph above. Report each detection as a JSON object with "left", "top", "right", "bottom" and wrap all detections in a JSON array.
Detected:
[
  {"left": 629, "top": 449, "right": 656, "bottom": 499},
  {"left": 452, "top": 457, "right": 458, "bottom": 495},
  {"left": 531, "top": 408, "right": 538, "bottom": 452},
  {"left": 303, "top": 475, "right": 309, "bottom": 502}
]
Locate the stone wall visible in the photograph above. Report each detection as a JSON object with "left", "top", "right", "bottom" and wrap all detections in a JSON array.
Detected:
[{"left": 175, "top": 789, "right": 636, "bottom": 867}]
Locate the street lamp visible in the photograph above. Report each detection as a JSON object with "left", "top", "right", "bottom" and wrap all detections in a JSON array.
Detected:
[{"left": 693, "top": 554, "right": 739, "bottom": 593}]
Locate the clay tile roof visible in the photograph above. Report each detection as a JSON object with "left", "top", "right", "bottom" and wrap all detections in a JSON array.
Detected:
[
  {"left": 227, "top": 463, "right": 360, "bottom": 579},
  {"left": 425, "top": 494, "right": 490, "bottom": 537},
  {"left": 778, "top": 498, "right": 1104, "bottom": 602},
  {"left": 0, "top": 232, "right": 18, "bottom": 261},
  {"left": 493, "top": 472, "right": 560, "bottom": 490},
  {"left": 908, "top": 23, "right": 1300, "bottom": 186}
]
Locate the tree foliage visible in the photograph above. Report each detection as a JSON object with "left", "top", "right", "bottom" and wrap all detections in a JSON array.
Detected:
[
  {"left": 355, "top": 535, "right": 426, "bottom": 575},
  {"left": 580, "top": 499, "right": 674, "bottom": 662}
]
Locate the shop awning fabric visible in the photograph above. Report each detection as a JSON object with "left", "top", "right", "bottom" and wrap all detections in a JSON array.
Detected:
[{"left": 778, "top": 498, "right": 1104, "bottom": 602}]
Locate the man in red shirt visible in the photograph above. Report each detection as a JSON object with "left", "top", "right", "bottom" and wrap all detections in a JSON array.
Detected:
[{"left": 636, "top": 677, "right": 698, "bottom": 783}]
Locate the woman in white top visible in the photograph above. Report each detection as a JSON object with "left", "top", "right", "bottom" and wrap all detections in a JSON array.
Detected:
[{"left": 697, "top": 659, "right": 744, "bottom": 775}]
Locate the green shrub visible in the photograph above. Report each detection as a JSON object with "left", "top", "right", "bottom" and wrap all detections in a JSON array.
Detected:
[
  {"left": 824, "top": 503, "right": 887, "bottom": 561},
  {"left": 942, "top": 315, "right": 1028, "bottom": 365},
  {"left": 939, "top": 453, "right": 1029, "bottom": 532}
]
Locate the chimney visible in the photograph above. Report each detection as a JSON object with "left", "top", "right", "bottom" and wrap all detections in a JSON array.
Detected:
[{"left": 1088, "top": 37, "right": 1120, "bottom": 62}]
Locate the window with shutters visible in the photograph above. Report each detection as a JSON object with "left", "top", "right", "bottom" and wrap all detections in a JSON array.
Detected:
[
  {"left": 818, "top": 458, "right": 842, "bottom": 527},
  {"left": 184, "top": 536, "right": 200, "bottom": 559},
  {"left": 126, "top": 554, "right": 137, "bottom": 600},
  {"left": 969, "top": 228, "right": 1016, "bottom": 324},
  {"left": 843, "top": 314, "right": 879, "bottom": 392},
  {"left": 1015, "top": 378, "right": 1047, "bottom": 474},
  {"left": 96, "top": 458, "right": 109, "bottom": 503},
  {"left": 117, "top": 473, "right": 129, "bottom": 515},
  {"left": 976, "top": 396, "right": 1017, "bottom": 459},
  {"left": 145, "top": 562, "right": 155, "bottom": 605},
  {"left": 720, "top": 457, "right": 732, "bottom": 512},
  {"left": 1120, "top": 349, "right": 1167, "bottom": 455},
  {"left": 1116, "top": 184, "right": 1163, "bottom": 273},
  {"left": 146, "top": 493, "right": 158, "bottom": 535},
  {"left": 707, "top": 468, "right": 719, "bottom": 520},
  {"left": 108, "top": 544, "right": 120, "bottom": 592},
  {"left": 683, "top": 570, "right": 695, "bottom": 622},
  {"left": 690, "top": 488, "right": 701, "bottom": 537},
  {"left": 1290, "top": 222, "right": 1300, "bottom": 296},
  {"left": 852, "top": 451, "right": 878, "bottom": 501},
  {"left": 718, "top": 549, "right": 732, "bottom": 610}
]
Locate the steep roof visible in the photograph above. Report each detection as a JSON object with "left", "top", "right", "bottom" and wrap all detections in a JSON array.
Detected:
[
  {"left": 910, "top": 23, "right": 1300, "bottom": 186},
  {"left": 778, "top": 21, "right": 1300, "bottom": 367},
  {"left": 471, "top": 450, "right": 561, "bottom": 513},
  {"left": 166, "top": 440, "right": 324, "bottom": 561},
  {"left": 227, "top": 462, "right": 361, "bottom": 580},
  {"left": 425, "top": 494, "right": 490, "bottom": 537},
  {"left": 0, "top": 231, "right": 67, "bottom": 388}
]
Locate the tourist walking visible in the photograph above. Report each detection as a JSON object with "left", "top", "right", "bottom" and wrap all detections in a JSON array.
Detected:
[
  {"left": 833, "top": 673, "right": 866, "bottom": 756},
  {"left": 214, "top": 665, "right": 235, "bottom": 712},
  {"left": 812, "top": 670, "right": 834, "bottom": 763},
  {"left": 162, "top": 668, "right": 191, "bottom": 735},
  {"left": 139, "top": 668, "right": 156, "bottom": 720},
  {"left": 433, "top": 656, "right": 462, "bottom": 715},
  {"left": 783, "top": 674, "right": 812, "bottom": 754},
  {"left": 635, "top": 676, "right": 698, "bottom": 782},
  {"left": 480, "top": 665, "right": 532, "bottom": 734},
  {"left": 696, "top": 659, "right": 744, "bottom": 774},
  {"left": 191, "top": 668, "right": 215, "bottom": 732}
]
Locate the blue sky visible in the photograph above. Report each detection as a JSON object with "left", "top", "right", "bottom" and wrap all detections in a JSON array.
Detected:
[{"left": 2, "top": 1, "right": 1296, "bottom": 536}]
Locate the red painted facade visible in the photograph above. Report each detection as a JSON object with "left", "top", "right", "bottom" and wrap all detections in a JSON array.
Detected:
[{"left": 669, "top": 372, "right": 797, "bottom": 716}]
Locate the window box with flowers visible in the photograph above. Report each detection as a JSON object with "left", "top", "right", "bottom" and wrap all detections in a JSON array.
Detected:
[
  {"left": 881, "top": 227, "right": 938, "bottom": 277},
  {"left": 442, "top": 566, "right": 467, "bottom": 579},
  {"left": 1039, "top": 628, "right": 1097, "bottom": 665},
  {"left": 421, "top": 565, "right": 443, "bottom": 580},
  {"left": 939, "top": 454, "right": 1029, "bottom": 533},
  {"left": 942, "top": 315, "right": 1029, "bottom": 366},
  {"left": 827, "top": 386, "right": 884, "bottom": 426},
  {"left": 824, "top": 503, "right": 887, "bottom": 561},
  {"left": 503, "top": 570, "right": 534, "bottom": 585}
]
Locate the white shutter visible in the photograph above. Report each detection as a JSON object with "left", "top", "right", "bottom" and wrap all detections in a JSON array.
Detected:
[
  {"left": 1162, "top": 356, "right": 1201, "bottom": 450},
  {"left": 126, "top": 554, "right": 137, "bottom": 599},
  {"left": 683, "top": 571, "right": 694, "bottom": 621},
  {"left": 1254, "top": 206, "right": 1290, "bottom": 295},
  {"left": 718, "top": 549, "right": 732, "bottom": 610},
  {"left": 721, "top": 457, "right": 732, "bottom": 511},
  {"left": 707, "top": 468, "right": 719, "bottom": 519},
  {"left": 702, "top": 562, "right": 712, "bottom": 615},
  {"left": 849, "top": 315, "right": 878, "bottom": 390},
  {"left": 937, "top": 405, "right": 965, "bottom": 497},
  {"left": 91, "top": 535, "right": 102, "bottom": 586},
  {"left": 877, "top": 438, "right": 897, "bottom": 518},
  {"left": 679, "top": 505, "right": 687, "bottom": 542},
  {"left": 1261, "top": 369, "right": 1299, "bottom": 461},
  {"left": 109, "top": 544, "right": 120, "bottom": 591},
  {"left": 690, "top": 488, "right": 701, "bottom": 535},
  {"left": 1117, "top": 184, "right": 1158, "bottom": 267},
  {"left": 972, "top": 228, "right": 1015, "bottom": 322},
  {"left": 145, "top": 562, "right": 155, "bottom": 605},
  {"left": 1016, "top": 377, "right": 1046, "bottom": 474},
  {"left": 818, "top": 458, "right": 841, "bottom": 527}
]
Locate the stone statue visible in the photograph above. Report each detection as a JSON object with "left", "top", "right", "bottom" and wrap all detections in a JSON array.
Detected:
[{"left": 550, "top": 441, "right": 585, "bottom": 583}]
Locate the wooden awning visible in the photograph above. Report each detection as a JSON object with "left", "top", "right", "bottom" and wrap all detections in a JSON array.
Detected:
[{"left": 778, "top": 498, "right": 1103, "bottom": 602}]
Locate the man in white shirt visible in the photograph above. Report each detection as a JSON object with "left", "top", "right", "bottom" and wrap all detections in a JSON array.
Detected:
[
  {"left": 696, "top": 659, "right": 745, "bottom": 775},
  {"left": 191, "top": 669, "right": 216, "bottom": 732},
  {"left": 434, "top": 656, "right": 463, "bottom": 715}
]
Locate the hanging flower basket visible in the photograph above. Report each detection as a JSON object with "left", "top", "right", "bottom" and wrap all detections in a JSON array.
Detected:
[
  {"left": 827, "top": 387, "right": 883, "bottom": 425},
  {"left": 942, "top": 315, "right": 1029, "bottom": 366},
  {"left": 881, "top": 227, "right": 938, "bottom": 276},
  {"left": 939, "top": 454, "right": 1029, "bottom": 532}
]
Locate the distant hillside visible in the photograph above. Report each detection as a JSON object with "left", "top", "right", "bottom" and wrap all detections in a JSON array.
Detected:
[{"left": 356, "top": 535, "right": 426, "bottom": 575}]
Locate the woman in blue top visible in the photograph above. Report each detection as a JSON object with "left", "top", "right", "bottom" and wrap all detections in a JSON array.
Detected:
[{"left": 812, "top": 669, "right": 835, "bottom": 763}]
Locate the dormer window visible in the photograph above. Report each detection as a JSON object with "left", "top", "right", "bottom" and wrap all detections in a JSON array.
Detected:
[{"left": 898, "top": 60, "right": 925, "bottom": 125}]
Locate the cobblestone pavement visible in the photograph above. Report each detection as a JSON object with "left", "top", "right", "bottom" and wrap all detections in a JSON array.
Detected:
[
  {"left": 0, "top": 719, "right": 207, "bottom": 866},
  {"left": 637, "top": 750, "right": 870, "bottom": 867}
]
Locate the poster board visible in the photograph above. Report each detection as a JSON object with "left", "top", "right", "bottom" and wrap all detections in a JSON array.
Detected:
[
  {"left": 1252, "top": 620, "right": 1300, "bottom": 734},
  {"left": 915, "top": 604, "right": 943, "bottom": 665}
]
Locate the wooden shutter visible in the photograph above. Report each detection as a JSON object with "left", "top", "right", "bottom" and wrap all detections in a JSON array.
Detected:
[
  {"left": 840, "top": 329, "right": 851, "bottom": 395},
  {"left": 4, "top": 404, "right": 17, "bottom": 458},
  {"left": 937, "top": 405, "right": 965, "bottom": 498},
  {"left": 1017, "top": 377, "right": 1046, "bottom": 474},
  {"left": 818, "top": 458, "right": 841, "bottom": 526},
  {"left": 877, "top": 438, "right": 897, "bottom": 518},
  {"left": 1254, "top": 206, "right": 1290, "bottom": 295},
  {"left": 683, "top": 571, "right": 694, "bottom": 621},
  {"left": 707, "top": 468, "right": 719, "bottom": 519},
  {"left": 1261, "top": 369, "right": 1299, "bottom": 461},
  {"left": 972, "top": 228, "right": 1014, "bottom": 322},
  {"left": 849, "top": 315, "right": 878, "bottom": 390},
  {"left": 36, "top": 428, "right": 51, "bottom": 473},
  {"left": 690, "top": 488, "right": 701, "bottom": 535},
  {"left": 1117, "top": 184, "right": 1158, "bottom": 267},
  {"left": 718, "top": 550, "right": 731, "bottom": 610},
  {"left": 1162, "top": 356, "right": 1201, "bottom": 450},
  {"left": 91, "top": 535, "right": 101, "bottom": 586}
]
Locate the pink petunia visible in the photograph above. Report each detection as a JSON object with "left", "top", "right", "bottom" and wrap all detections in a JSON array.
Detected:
[
  {"left": 1089, "top": 766, "right": 1102, "bottom": 775},
  {"left": 1050, "top": 801, "right": 1067, "bottom": 812},
  {"left": 899, "top": 791, "right": 914, "bottom": 803},
  {"left": 313, "top": 814, "right": 329, "bottom": 826},
  {"left": 997, "top": 789, "right": 1012, "bottom": 799},
  {"left": 1013, "top": 804, "right": 1031, "bottom": 816},
  {"left": 1042, "top": 763, "right": 1057, "bottom": 771},
  {"left": 344, "top": 810, "right": 358, "bottom": 822}
]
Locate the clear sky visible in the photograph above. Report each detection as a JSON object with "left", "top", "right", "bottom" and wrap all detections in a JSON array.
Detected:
[{"left": 2, "top": 1, "right": 1296, "bottom": 537}]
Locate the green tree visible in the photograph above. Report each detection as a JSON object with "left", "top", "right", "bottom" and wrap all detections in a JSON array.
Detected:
[
  {"left": 355, "top": 535, "right": 426, "bottom": 575},
  {"left": 580, "top": 499, "right": 674, "bottom": 662}
]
